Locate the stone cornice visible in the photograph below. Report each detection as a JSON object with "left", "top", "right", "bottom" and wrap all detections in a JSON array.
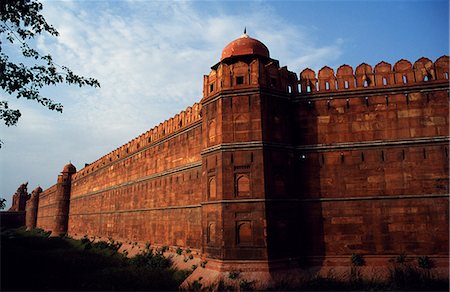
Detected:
[{"left": 201, "top": 136, "right": 450, "bottom": 155}]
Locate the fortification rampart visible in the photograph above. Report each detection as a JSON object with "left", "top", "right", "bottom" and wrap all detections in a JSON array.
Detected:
[
  {"left": 67, "top": 103, "right": 203, "bottom": 248},
  {"left": 35, "top": 184, "right": 57, "bottom": 231},
  {"left": 27, "top": 47, "right": 449, "bottom": 283}
]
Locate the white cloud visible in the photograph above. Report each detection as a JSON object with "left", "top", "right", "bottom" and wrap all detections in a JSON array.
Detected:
[{"left": 0, "top": 0, "right": 344, "bottom": 207}]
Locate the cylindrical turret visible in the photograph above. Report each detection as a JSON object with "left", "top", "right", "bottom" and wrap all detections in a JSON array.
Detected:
[
  {"left": 25, "top": 186, "right": 42, "bottom": 230},
  {"left": 52, "top": 163, "right": 76, "bottom": 236}
]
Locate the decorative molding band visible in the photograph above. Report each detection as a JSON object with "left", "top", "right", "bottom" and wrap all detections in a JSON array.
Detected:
[
  {"left": 70, "top": 161, "right": 202, "bottom": 202},
  {"left": 201, "top": 193, "right": 448, "bottom": 205},
  {"left": 296, "top": 136, "right": 450, "bottom": 152},
  {"left": 201, "top": 136, "right": 449, "bottom": 155}
]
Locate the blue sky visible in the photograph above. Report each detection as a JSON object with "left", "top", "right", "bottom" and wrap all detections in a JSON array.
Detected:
[{"left": 0, "top": 0, "right": 448, "bottom": 207}]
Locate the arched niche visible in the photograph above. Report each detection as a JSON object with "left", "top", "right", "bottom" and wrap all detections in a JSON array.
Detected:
[
  {"left": 207, "top": 222, "right": 216, "bottom": 244},
  {"left": 208, "top": 176, "right": 216, "bottom": 199},
  {"left": 235, "top": 174, "right": 250, "bottom": 197},
  {"left": 208, "top": 120, "right": 216, "bottom": 144},
  {"left": 236, "top": 221, "right": 252, "bottom": 245}
]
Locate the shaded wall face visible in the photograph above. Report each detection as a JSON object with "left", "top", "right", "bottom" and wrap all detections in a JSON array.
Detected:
[
  {"left": 292, "top": 87, "right": 449, "bottom": 258},
  {"left": 68, "top": 124, "right": 203, "bottom": 248}
]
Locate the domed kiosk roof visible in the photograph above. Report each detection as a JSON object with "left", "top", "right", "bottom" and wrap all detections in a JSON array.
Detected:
[
  {"left": 220, "top": 31, "right": 270, "bottom": 61},
  {"left": 62, "top": 162, "right": 76, "bottom": 174}
]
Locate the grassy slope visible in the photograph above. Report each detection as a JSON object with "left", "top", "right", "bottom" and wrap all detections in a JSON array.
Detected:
[{"left": 1, "top": 228, "right": 189, "bottom": 291}]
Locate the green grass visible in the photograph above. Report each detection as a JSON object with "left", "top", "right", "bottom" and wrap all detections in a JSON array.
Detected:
[{"left": 1, "top": 227, "right": 190, "bottom": 291}]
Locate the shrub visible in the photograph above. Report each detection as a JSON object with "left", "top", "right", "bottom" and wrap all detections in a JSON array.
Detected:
[
  {"left": 176, "top": 247, "right": 183, "bottom": 255},
  {"left": 239, "top": 279, "right": 254, "bottom": 291},
  {"left": 130, "top": 249, "right": 171, "bottom": 270},
  {"left": 417, "top": 256, "right": 432, "bottom": 270},
  {"left": 228, "top": 270, "right": 240, "bottom": 279},
  {"left": 350, "top": 253, "right": 364, "bottom": 266}
]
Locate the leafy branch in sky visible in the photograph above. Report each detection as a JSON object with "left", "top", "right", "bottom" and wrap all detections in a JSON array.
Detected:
[{"left": 0, "top": 0, "right": 100, "bottom": 128}]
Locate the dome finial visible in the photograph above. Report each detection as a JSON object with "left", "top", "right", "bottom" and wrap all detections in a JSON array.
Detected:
[{"left": 244, "top": 27, "right": 246, "bottom": 34}]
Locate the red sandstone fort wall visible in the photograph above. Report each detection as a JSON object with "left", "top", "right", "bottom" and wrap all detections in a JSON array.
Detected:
[
  {"left": 34, "top": 53, "right": 449, "bottom": 275},
  {"left": 289, "top": 56, "right": 449, "bottom": 265},
  {"left": 67, "top": 103, "right": 204, "bottom": 249},
  {"left": 36, "top": 184, "right": 57, "bottom": 231}
]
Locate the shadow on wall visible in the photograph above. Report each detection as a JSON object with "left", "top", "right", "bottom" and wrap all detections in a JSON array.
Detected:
[{"left": 261, "top": 92, "right": 325, "bottom": 274}]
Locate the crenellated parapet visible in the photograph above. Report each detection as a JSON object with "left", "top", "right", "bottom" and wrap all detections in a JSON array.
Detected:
[
  {"left": 72, "top": 102, "right": 202, "bottom": 181},
  {"left": 299, "top": 56, "right": 449, "bottom": 93},
  {"left": 203, "top": 58, "right": 298, "bottom": 102}
]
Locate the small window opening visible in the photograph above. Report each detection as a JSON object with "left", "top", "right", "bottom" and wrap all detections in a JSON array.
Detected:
[
  {"left": 316, "top": 81, "right": 319, "bottom": 91},
  {"left": 423, "top": 148, "right": 427, "bottom": 159},
  {"left": 346, "top": 98, "right": 350, "bottom": 109},
  {"left": 126, "top": 148, "right": 129, "bottom": 153},
  {"left": 344, "top": 80, "right": 349, "bottom": 89},
  {"left": 327, "top": 100, "right": 331, "bottom": 110},
  {"left": 402, "top": 149, "right": 406, "bottom": 161},
  {"left": 297, "top": 84, "right": 301, "bottom": 93},
  {"left": 364, "top": 80, "right": 368, "bottom": 87},
  {"left": 306, "top": 85, "right": 311, "bottom": 92},
  {"left": 444, "top": 72, "right": 449, "bottom": 79},
  {"left": 236, "top": 76, "right": 244, "bottom": 85},
  {"left": 361, "top": 152, "right": 365, "bottom": 162},
  {"left": 405, "top": 93, "right": 409, "bottom": 105},
  {"left": 231, "top": 154, "right": 234, "bottom": 164},
  {"left": 321, "top": 154, "right": 325, "bottom": 164},
  {"left": 340, "top": 152, "right": 345, "bottom": 163},
  {"left": 365, "top": 96, "right": 369, "bottom": 107},
  {"left": 288, "top": 85, "right": 292, "bottom": 93},
  {"left": 300, "top": 154, "right": 307, "bottom": 160},
  {"left": 385, "top": 95, "right": 389, "bottom": 106},
  {"left": 210, "top": 83, "right": 214, "bottom": 92},
  {"left": 325, "top": 82, "right": 330, "bottom": 90},
  {"left": 251, "top": 152, "right": 253, "bottom": 162},
  {"left": 381, "top": 150, "right": 385, "bottom": 162},
  {"left": 423, "top": 75, "right": 429, "bottom": 82},
  {"left": 402, "top": 75, "right": 407, "bottom": 84},
  {"left": 137, "top": 143, "right": 140, "bottom": 149},
  {"left": 445, "top": 147, "right": 448, "bottom": 158}
]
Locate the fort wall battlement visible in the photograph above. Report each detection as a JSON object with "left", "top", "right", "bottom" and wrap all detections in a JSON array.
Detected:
[{"left": 298, "top": 56, "right": 448, "bottom": 93}]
